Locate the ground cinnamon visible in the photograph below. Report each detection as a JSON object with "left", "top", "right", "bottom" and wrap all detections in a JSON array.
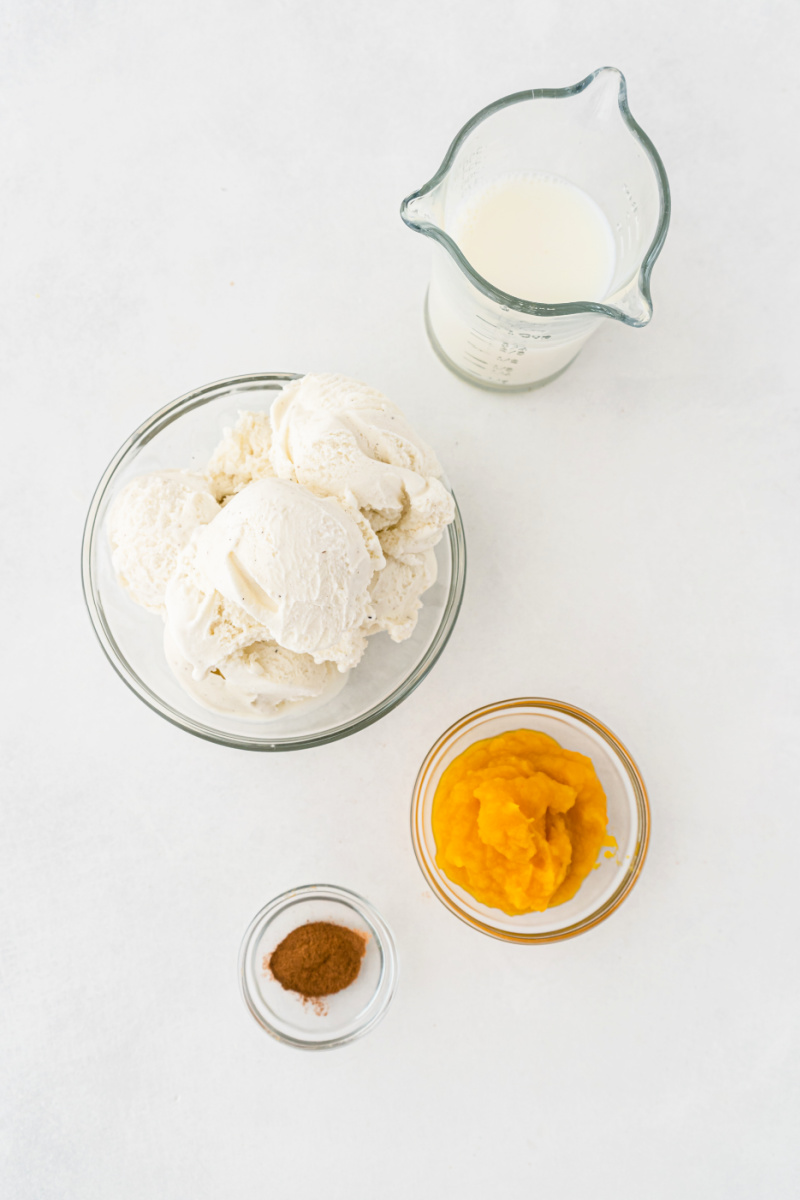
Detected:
[{"left": 267, "top": 921, "right": 367, "bottom": 998}]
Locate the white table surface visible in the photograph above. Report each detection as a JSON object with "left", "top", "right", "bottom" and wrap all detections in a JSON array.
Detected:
[{"left": 2, "top": 2, "right": 799, "bottom": 1196}]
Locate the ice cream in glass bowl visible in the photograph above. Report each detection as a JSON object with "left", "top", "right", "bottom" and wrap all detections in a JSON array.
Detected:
[
  {"left": 82, "top": 373, "right": 466, "bottom": 750},
  {"left": 411, "top": 699, "right": 649, "bottom": 942}
]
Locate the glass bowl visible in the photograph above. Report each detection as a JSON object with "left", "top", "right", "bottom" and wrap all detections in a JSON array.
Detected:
[
  {"left": 239, "top": 885, "right": 398, "bottom": 1049},
  {"left": 81, "top": 373, "right": 466, "bottom": 751},
  {"left": 411, "top": 698, "right": 650, "bottom": 943}
]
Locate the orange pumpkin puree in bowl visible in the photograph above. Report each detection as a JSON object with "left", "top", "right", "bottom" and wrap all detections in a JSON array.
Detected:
[{"left": 432, "top": 729, "right": 610, "bottom": 915}]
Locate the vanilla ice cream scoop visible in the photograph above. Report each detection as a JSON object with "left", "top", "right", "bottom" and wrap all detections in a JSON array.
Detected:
[
  {"left": 369, "top": 550, "right": 438, "bottom": 642},
  {"left": 107, "top": 471, "right": 219, "bottom": 613},
  {"left": 268, "top": 373, "right": 455, "bottom": 557},
  {"left": 164, "top": 630, "right": 342, "bottom": 720},
  {"left": 163, "top": 526, "right": 340, "bottom": 719},
  {"left": 205, "top": 410, "right": 274, "bottom": 501},
  {"left": 193, "top": 477, "right": 374, "bottom": 670},
  {"left": 164, "top": 528, "right": 268, "bottom": 675}
]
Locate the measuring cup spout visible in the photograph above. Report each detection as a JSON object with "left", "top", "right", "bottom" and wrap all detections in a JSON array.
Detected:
[
  {"left": 400, "top": 186, "right": 445, "bottom": 235},
  {"left": 608, "top": 275, "right": 652, "bottom": 327}
]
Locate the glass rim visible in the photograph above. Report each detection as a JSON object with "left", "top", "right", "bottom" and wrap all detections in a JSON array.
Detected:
[
  {"left": 400, "top": 66, "right": 671, "bottom": 327},
  {"left": 81, "top": 372, "right": 467, "bottom": 751},
  {"left": 238, "top": 883, "right": 398, "bottom": 1050},
  {"left": 410, "top": 697, "right": 651, "bottom": 943}
]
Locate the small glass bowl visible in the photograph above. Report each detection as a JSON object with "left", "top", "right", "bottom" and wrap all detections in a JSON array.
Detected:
[
  {"left": 411, "top": 698, "right": 650, "bottom": 943},
  {"left": 81, "top": 373, "right": 466, "bottom": 751},
  {"left": 239, "top": 885, "right": 398, "bottom": 1049}
]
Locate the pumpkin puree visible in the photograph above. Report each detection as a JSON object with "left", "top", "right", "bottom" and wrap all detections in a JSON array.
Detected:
[{"left": 432, "top": 729, "right": 609, "bottom": 914}]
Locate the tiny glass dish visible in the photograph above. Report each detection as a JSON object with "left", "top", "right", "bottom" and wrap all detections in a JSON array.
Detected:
[
  {"left": 239, "top": 884, "right": 398, "bottom": 1049},
  {"left": 411, "top": 698, "right": 650, "bottom": 943},
  {"left": 81, "top": 373, "right": 466, "bottom": 751}
]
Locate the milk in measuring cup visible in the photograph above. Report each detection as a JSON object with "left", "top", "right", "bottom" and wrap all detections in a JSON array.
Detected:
[
  {"left": 426, "top": 173, "right": 617, "bottom": 388},
  {"left": 453, "top": 174, "right": 615, "bottom": 303}
]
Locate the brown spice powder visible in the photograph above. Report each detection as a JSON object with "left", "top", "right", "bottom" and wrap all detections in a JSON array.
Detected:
[{"left": 267, "top": 921, "right": 367, "bottom": 999}]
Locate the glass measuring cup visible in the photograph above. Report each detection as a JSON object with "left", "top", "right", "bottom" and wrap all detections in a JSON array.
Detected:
[{"left": 400, "top": 67, "right": 670, "bottom": 391}]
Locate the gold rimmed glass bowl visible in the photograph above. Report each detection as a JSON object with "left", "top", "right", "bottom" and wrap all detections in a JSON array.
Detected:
[{"left": 411, "top": 698, "right": 649, "bottom": 942}]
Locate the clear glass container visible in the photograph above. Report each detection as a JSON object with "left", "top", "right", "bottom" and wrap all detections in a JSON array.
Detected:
[
  {"left": 81, "top": 373, "right": 466, "bottom": 751},
  {"left": 411, "top": 698, "right": 650, "bottom": 942},
  {"left": 239, "top": 885, "right": 398, "bottom": 1049},
  {"left": 401, "top": 67, "right": 670, "bottom": 390}
]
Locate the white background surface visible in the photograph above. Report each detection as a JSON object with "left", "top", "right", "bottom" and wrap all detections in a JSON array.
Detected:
[{"left": 2, "top": 2, "right": 798, "bottom": 1196}]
